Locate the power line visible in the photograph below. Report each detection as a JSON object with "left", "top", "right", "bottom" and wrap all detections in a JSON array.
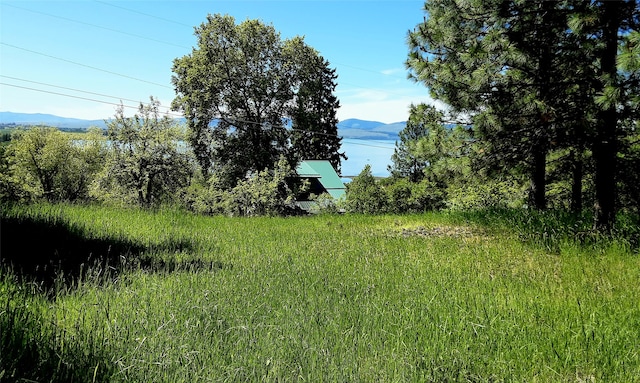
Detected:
[
  {"left": 1, "top": 3, "right": 405, "bottom": 147},
  {"left": 0, "top": 82, "right": 148, "bottom": 113},
  {"left": 342, "top": 139, "right": 396, "bottom": 150},
  {"left": 2, "top": 81, "right": 398, "bottom": 150},
  {"left": 0, "top": 75, "right": 175, "bottom": 112},
  {"left": 91, "top": 0, "right": 409, "bottom": 83},
  {"left": 4, "top": 2, "right": 419, "bottom": 108},
  {"left": 3, "top": 2, "right": 189, "bottom": 49},
  {"left": 1, "top": 42, "right": 172, "bottom": 89},
  {"left": 93, "top": 0, "right": 194, "bottom": 28}
]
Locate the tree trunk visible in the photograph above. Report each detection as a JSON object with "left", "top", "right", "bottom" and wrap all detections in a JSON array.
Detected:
[
  {"left": 529, "top": 1, "right": 554, "bottom": 211},
  {"left": 570, "top": 149, "right": 583, "bottom": 213},
  {"left": 593, "top": 1, "right": 619, "bottom": 231},
  {"left": 530, "top": 141, "right": 547, "bottom": 210}
]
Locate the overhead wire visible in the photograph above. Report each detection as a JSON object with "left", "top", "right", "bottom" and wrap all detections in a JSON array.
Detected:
[
  {"left": 1, "top": 42, "right": 172, "bottom": 89},
  {"left": 93, "top": 0, "right": 194, "bottom": 28},
  {"left": 2, "top": 40, "right": 417, "bottom": 120},
  {"left": 91, "top": 0, "right": 411, "bottom": 83},
  {"left": 1, "top": 80, "right": 397, "bottom": 150},
  {"left": 3, "top": 1, "right": 424, "bottom": 108},
  {"left": 3, "top": 2, "right": 190, "bottom": 49},
  {"left": 0, "top": 75, "right": 175, "bottom": 113},
  {"left": 1, "top": 2, "right": 403, "bottom": 151},
  {"left": 1, "top": 83, "right": 149, "bottom": 113}
]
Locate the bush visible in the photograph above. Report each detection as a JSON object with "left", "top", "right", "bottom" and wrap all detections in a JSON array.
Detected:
[
  {"left": 183, "top": 157, "right": 299, "bottom": 217},
  {"left": 410, "top": 178, "right": 447, "bottom": 211},
  {"left": 4, "top": 127, "right": 105, "bottom": 203},
  {"left": 344, "top": 165, "right": 387, "bottom": 214},
  {"left": 446, "top": 179, "right": 527, "bottom": 211},
  {"left": 382, "top": 177, "right": 446, "bottom": 213},
  {"left": 384, "top": 178, "right": 414, "bottom": 213},
  {"left": 309, "top": 192, "right": 343, "bottom": 214}
]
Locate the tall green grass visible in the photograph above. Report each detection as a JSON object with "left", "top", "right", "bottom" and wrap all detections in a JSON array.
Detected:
[{"left": 1, "top": 203, "right": 639, "bottom": 382}]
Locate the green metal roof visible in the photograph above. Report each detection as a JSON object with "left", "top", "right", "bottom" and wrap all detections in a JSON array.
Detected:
[
  {"left": 296, "top": 160, "right": 346, "bottom": 199},
  {"left": 296, "top": 161, "right": 321, "bottom": 178}
]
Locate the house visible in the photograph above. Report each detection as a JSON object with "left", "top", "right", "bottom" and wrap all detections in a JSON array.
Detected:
[{"left": 294, "top": 160, "right": 346, "bottom": 211}]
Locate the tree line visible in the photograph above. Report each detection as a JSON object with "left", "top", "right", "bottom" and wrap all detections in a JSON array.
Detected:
[{"left": 1, "top": 6, "right": 639, "bottom": 229}]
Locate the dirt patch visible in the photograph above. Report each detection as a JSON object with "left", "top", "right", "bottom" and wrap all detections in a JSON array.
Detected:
[{"left": 398, "top": 225, "right": 487, "bottom": 239}]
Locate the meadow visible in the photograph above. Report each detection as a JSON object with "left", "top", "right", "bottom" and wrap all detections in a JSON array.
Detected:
[{"left": 1, "top": 203, "right": 639, "bottom": 382}]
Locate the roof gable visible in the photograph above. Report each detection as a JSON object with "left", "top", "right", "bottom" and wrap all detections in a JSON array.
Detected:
[{"left": 296, "top": 160, "right": 346, "bottom": 199}]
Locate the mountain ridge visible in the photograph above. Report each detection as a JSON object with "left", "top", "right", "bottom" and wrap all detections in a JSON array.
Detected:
[{"left": 0, "top": 112, "right": 405, "bottom": 140}]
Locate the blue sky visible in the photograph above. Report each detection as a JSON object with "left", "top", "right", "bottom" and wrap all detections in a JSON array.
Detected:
[{"left": 0, "top": 0, "right": 434, "bottom": 124}]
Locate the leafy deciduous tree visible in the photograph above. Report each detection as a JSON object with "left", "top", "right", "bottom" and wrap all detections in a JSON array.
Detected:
[
  {"left": 94, "top": 98, "right": 193, "bottom": 207},
  {"left": 172, "top": 14, "right": 342, "bottom": 186}
]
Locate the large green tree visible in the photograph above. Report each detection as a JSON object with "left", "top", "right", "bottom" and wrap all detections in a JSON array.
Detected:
[
  {"left": 617, "top": 31, "right": 640, "bottom": 214},
  {"left": 172, "top": 14, "right": 342, "bottom": 186},
  {"left": 288, "top": 37, "right": 345, "bottom": 174},
  {"left": 407, "top": 0, "right": 639, "bottom": 229},
  {"left": 407, "top": 0, "right": 573, "bottom": 211},
  {"left": 573, "top": 0, "right": 639, "bottom": 229}
]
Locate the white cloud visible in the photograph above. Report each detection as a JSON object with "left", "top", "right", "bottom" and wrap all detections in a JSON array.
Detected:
[
  {"left": 338, "top": 96, "right": 439, "bottom": 123},
  {"left": 380, "top": 68, "right": 404, "bottom": 76},
  {"left": 336, "top": 83, "right": 445, "bottom": 123}
]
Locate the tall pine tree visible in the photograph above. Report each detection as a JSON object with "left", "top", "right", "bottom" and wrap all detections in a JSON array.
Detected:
[{"left": 407, "top": 0, "right": 574, "bottom": 210}]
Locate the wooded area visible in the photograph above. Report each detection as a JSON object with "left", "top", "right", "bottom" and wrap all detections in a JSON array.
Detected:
[
  {"left": 1, "top": 3, "right": 639, "bottom": 231},
  {"left": 404, "top": 0, "right": 639, "bottom": 230}
]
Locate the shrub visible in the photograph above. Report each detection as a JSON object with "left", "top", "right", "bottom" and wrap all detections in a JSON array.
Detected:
[
  {"left": 309, "top": 192, "right": 343, "bottom": 214},
  {"left": 344, "top": 165, "right": 387, "bottom": 213},
  {"left": 5, "top": 127, "right": 105, "bottom": 202},
  {"left": 182, "top": 157, "right": 299, "bottom": 217},
  {"left": 382, "top": 177, "right": 446, "bottom": 213},
  {"left": 446, "top": 178, "right": 527, "bottom": 210}
]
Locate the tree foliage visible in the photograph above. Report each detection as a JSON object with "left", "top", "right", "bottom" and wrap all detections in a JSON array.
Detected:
[
  {"left": 407, "top": 0, "right": 575, "bottom": 210},
  {"left": 344, "top": 165, "right": 387, "bottom": 214},
  {"left": 172, "top": 14, "right": 343, "bottom": 186},
  {"left": 4, "top": 127, "right": 104, "bottom": 202},
  {"left": 181, "top": 156, "right": 299, "bottom": 216},
  {"left": 388, "top": 103, "right": 444, "bottom": 182},
  {"left": 407, "top": 0, "right": 640, "bottom": 229},
  {"left": 92, "top": 99, "right": 193, "bottom": 207},
  {"left": 288, "top": 38, "right": 346, "bottom": 174}
]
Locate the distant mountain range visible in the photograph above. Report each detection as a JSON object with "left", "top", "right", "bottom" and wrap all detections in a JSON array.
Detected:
[
  {"left": 0, "top": 112, "right": 405, "bottom": 141},
  {"left": 0, "top": 112, "right": 108, "bottom": 129},
  {"left": 336, "top": 119, "right": 405, "bottom": 140}
]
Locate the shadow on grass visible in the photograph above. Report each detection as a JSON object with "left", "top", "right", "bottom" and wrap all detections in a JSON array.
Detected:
[
  {"left": 1, "top": 213, "right": 231, "bottom": 383},
  {"left": 0, "top": 214, "right": 229, "bottom": 293},
  {"left": 1, "top": 288, "right": 117, "bottom": 383}
]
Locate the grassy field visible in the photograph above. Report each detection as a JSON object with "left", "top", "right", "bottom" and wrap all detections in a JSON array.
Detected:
[{"left": 1, "top": 203, "right": 639, "bottom": 382}]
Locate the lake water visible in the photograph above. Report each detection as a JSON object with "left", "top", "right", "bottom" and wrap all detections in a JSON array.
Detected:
[
  {"left": 340, "top": 139, "right": 396, "bottom": 178},
  {"left": 86, "top": 138, "right": 396, "bottom": 179}
]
